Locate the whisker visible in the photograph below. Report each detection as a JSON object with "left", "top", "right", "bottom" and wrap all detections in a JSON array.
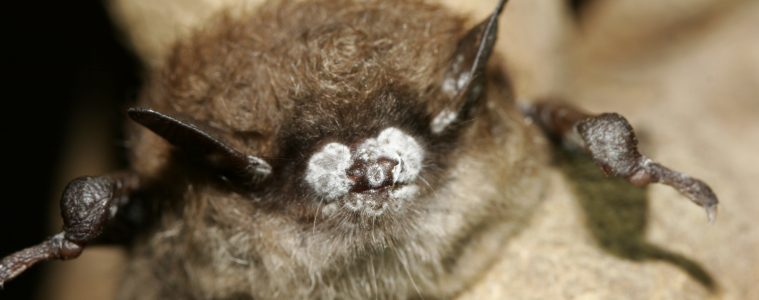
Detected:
[{"left": 390, "top": 242, "right": 424, "bottom": 299}]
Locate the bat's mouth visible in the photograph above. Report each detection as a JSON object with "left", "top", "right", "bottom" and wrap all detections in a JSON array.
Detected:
[
  {"left": 340, "top": 183, "right": 420, "bottom": 217},
  {"left": 315, "top": 183, "right": 419, "bottom": 218}
]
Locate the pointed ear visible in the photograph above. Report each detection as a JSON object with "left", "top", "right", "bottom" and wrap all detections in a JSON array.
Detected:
[
  {"left": 431, "top": 0, "right": 508, "bottom": 134},
  {"left": 128, "top": 108, "right": 272, "bottom": 183}
]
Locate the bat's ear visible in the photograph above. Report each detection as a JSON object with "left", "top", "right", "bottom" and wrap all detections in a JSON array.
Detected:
[
  {"left": 128, "top": 108, "right": 272, "bottom": 184},
  {"left": 431, "top": 0, "right": 507, "bottom": 135}
]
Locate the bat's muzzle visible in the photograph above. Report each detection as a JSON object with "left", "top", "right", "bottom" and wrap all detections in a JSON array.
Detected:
[{"left": 347, "top": 157, "right": 399, "bottom": 193}]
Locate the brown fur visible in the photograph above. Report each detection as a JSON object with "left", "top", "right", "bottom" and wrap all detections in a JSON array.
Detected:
[{"left": 119, "top": 0, "right": 547, "bottom": 299}]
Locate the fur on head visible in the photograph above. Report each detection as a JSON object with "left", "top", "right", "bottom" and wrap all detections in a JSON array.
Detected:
[{"left": 122, "top": 0, "right": 547, "bottom": 298}]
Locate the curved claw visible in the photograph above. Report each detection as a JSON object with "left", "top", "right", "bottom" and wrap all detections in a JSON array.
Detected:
[{"left": 706, "top": 204, "right": 718, "bottom": 224}]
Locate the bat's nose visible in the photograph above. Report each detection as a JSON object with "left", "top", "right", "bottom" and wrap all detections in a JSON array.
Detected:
[{"left": 347, "top": 157, "right": 399, "bottom": 192}]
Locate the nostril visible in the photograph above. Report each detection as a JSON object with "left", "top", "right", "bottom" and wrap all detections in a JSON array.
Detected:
[
  {"left": 347, "top": 158, "right": 399, "bottom": 192},
  {"left": 347, "top": 165, "right": 364, "bottom": 180},
  {"left": 377, "top": 157, "right": 398, "bottom": 171},
  {"left": 366, "top": 164, "right": 387, "bottom": 187}
]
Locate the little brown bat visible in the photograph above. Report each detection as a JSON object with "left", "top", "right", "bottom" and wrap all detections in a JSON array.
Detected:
[{"left": 0, "top": 0, "right": 718, "bottom": 299}]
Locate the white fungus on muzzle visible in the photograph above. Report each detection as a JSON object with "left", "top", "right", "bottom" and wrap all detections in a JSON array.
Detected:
[{"left": 305, "top": 127, "right": 424, "bottom": 200}]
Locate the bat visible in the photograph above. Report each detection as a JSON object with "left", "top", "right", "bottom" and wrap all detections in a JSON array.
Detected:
[{"left": 0, "top": 0, "right": 718, "bottom": 298}]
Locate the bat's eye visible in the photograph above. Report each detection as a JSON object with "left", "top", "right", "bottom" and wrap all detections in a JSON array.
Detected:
[{"left": 304, "top": 127, "right": 424, "bottom": 202}]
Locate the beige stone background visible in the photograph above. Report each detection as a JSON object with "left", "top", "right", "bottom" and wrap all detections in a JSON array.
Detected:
[{"left": 42, "top": 0, "right": 758, "bottom": 299}]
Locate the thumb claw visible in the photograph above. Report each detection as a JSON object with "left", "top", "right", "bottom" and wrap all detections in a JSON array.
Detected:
[{"left": 706, "top": 204, "right": 718, "bottom": 224}]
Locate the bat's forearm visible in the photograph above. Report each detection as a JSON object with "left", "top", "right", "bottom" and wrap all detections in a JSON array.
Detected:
[
  {"left": 0, "top": 171, "right": 141, "bottom": 286},
  {"left": 523, "top": 101, "right": 718, "bottom": 222}
]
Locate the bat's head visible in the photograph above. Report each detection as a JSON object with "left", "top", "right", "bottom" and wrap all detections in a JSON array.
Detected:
[
  {"left": 125, "top": 0, "right": 542, "bottom": 297},
  {"left": 132, "top": 0, "right": 506, "bottom": 227}
]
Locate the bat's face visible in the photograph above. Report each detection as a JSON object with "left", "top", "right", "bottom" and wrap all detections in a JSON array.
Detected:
[
  {"left": 134, "top": 0, "right": 480, "bottom": 233},
  {"left": 124, "top": 0, "right": 546, "bottom": 298},
  {"left": 260, "top": 84, "right": 453, "bottom": 232}
]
